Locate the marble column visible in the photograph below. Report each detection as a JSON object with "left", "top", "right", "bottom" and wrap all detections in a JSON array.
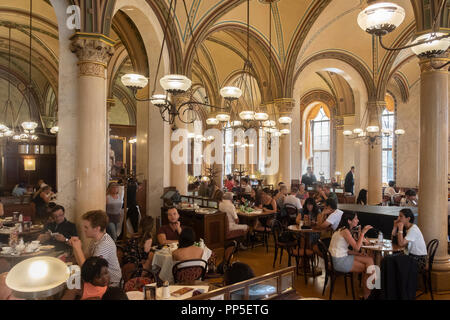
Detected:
[
  {"left": 70, "top": 34, "right": 114, "bottom": 226},
  {"left": 276, "top": 99, "right": 295, "bottom": 187},
  {"left": 170, "top": 94, "right": 189, "bottom": 195},
  {"left": 367, "top": 101, "right": 383, "bottom": 205},
  {"left": 335, "top": 116, "right": 345, "bottom": 182},
  {"left": 418, "top": 56, "right": 450, "bottom": 290}
]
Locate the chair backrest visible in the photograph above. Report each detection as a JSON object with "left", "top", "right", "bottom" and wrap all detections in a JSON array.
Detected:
[
  {"left": 284, "top": 204, "right": 298, "bottom": 216},
  {"left": 223, "top": 240, "right": 238, "bottom": 270},
  {"left": 426, "top": 239, "right": 439, "bottom": 270},
  {"left": 271, "top": 220, "right": 283, "bottom": 244},
  {"left": 172, "top": 259, "right": 207, "bottom": 283},
  {"left": 317, "top": 239, "right": 333, "bottom": 272}
]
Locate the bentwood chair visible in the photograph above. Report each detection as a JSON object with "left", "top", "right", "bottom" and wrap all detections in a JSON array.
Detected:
[
  {"left": 172, "top": 259, "right": 208, "bottom": 284},
  {"left": 317, "top": 240, "right": 355, "bottom": 300},
  {"left": 417, "top": 239, "right": 439, "bottom": 300},
  {"left": 291, "top": 233, "right": 315, "bottom": 285},
  {"left": 272, "top": 220, "right": 297, "bottom": 267},
  {"left": 283, "top": 204, "right": 299, "bottom": 227}
]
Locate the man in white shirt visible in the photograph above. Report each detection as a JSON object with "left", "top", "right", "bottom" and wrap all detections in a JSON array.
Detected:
[
  {"left": 241, "top": 178, "right": 252, "bottom": 193},
  {"left": 284, "top": 187, "right": 302, "bottom": 211},
  {"left": 318, "top": 198, "right": 343, "bottom": 231},
  {"left": 219, "top": 192, "right": 249, "bottom": 250}
]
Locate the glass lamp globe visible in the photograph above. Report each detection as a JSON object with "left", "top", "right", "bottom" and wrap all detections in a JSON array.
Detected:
[
  {"left": 206, "top": 117, "right": 220, "bottom": 125},
  {"left": 239, "top": 111, "right": 255, "bottom": 121},
  {"left": 381, "top": 128, "right": 391, "bottom": 135},
  {"left": 121, "top": 74, "right": 148, "bottom": 89},
  {"left": 254, "top": 112, "right": 269, "bottom": 121},
  {"left": 4, "top": 130, "right": 13, "bottom": 137},
  {"left": 0, "top": 124, "right": 8, "bottom": 131},
  {"left": 394, "top": 129, "right": 405, "bottom": 135},
  {"left": 22, "top": 122, "right": 38, "bottom": 131},
  {"left": 343, "top": 130, "right": 353, "bottom": 136},
  {"left": 280, "top": 128, "right": 290, "bottom": 135},
  {"left": 231, "top": 120, "right": 242, "bottom": 127},
  {"left": 263, "top": 120, "right": 276, "bottom": 127},
  {"left": 13, "top": 135, "right": 21, "bottom": 140},
  {"left": 278, "top": 116, "right": 293, "bottom": 124},
  {"left": 366, "top": 126, "right": 380, "bottom": 133},
  {"left": 216, "top": 113, "right": 231, "bottom": 122},
  {"left": 50, "top": 126, "right": 59, "bottom": 134},
  {"left": 411, "top": 33, "right": 450, "bottom": 58},
  {"left": 31, "top": 135, "right": 38, "bottom": 141},
  {"left": 357, "top": 2, "right": 405, "bottom": 36},
  {"left": 273, "top": 131, "right": 282, "bottom": 137},
  {"left": 160, "top": 74, "right": 192, "bottom": 94},
  {"left": 353, "top": 128, "right": 363, "bottom": 134},
  {"left": 220, "top": 87, "right": 242, "bottom": 100},
  {"left": 151, "top": 94, "right": 169, "bottom": 107}
]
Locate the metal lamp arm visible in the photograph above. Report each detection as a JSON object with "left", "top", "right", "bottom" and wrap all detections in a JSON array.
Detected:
[
  {"left": 378, "top": 33, "right": 450, "bottom": 52},
  {"left": 178, "top": 100, "right": 231, "bottom": 111}
]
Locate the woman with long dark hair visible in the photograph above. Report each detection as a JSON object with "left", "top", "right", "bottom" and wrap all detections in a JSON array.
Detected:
[
  {"left": 172, "top": 227, "right": 211, "bottom": 263},
  {"left": 296, "top": 197, "right": 320, "bottom": 224},
  {"left": 328, "top": 212, "right": 374, "bottom": 299}
]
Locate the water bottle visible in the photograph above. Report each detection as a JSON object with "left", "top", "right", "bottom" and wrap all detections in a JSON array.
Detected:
[
  {"left": 378, "top": 231, "right": 383, "bottom": 244},
  {"left": 162, "top": 281, "right": 170, "bottom": 299}
]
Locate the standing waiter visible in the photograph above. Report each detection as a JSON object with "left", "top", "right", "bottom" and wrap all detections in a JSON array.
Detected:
[{"left": 344, "top": 166, "right": 355, "bottom": 195}]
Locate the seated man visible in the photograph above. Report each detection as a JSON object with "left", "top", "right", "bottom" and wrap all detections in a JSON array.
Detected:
[
  {"left": 391, "top": 208, "right": 427, "bottom": 271},
  {"left": 38, "top": 205, "right": 78, "bottom": 252},
  {"left": 68, "top": 210, "right": 122, "bottom": 287},
  {"left": 219, "top": 192, "right": 249, "bottom": 236},
  {"left": 400, "top": 190, "right": 418, "bottom": 207},
  {"left": 284, "top": 187, "right": 302, "bottom": 211},
  {"left": 157, "top": 207, "right": 183, "bottom": 245},
  {"left": 317, "top": 198, "right": 343, "bottom": 232},
  {"left": 319, "top": 185, "right": 338, "bottom": 205}
]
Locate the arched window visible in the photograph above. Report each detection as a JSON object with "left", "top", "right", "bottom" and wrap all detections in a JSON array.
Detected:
[
  {"left": 311, "top": 107, "right": 330, "bottom": 179},
  {"left": 224, "top": 129, "right": 233, "bottom": 175},
  {"left": 381, "top": 108, "right": 395, "bottom": 183}
]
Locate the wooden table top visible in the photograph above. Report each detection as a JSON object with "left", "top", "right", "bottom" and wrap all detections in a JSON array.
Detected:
[
  {"left": 287, "top": 225, "right": 321, "bottom": 233},
  {"left": 237, "top": 209, "right": 273, "bottom": 218},
  {"left": 361, "top": 238, "right": 403, "bottom": 252}
]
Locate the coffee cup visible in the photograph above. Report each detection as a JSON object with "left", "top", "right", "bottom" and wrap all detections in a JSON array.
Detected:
[{"left": 1, "top": 247, "right": 12, "bottom": 254}]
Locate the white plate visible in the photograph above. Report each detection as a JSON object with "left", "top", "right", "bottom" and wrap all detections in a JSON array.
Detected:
[{"left": 126, "top": 291, "right": 144, "bottom": 300}]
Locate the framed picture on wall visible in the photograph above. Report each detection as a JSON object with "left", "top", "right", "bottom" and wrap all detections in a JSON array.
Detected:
[{"left": 110, "top": 136, "right": 127, "bottom": 179}]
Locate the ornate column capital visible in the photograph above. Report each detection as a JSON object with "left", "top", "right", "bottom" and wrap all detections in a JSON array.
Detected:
[
  {"left": 70, "top": 33, "right": 115, "bottom": 78},
  {"left": 366, "top": 100, "right": 386, "bottom": 125},
  {"left": 334, "top": 115, "right": 344, "bottom": 129},
  {"left": 419, "top": 54, "right": 450, "bottom": 75},
  {"left": 274, "top": 98, "right": 296, "bottom": 116}
]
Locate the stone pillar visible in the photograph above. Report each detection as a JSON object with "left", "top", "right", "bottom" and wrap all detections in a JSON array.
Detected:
[
  {"left": 70, "top": 34, "right": 114, "bottom": 226},
  {"left": 335, "top": 116, "right": 345, "bottom": 182},
  {"left": 170, "top": 94, "right": 189, "bottom": 195},
  {"left": 135, "top": 88, "right": 149, "bottom": 182},
  {"left": 367, "top": 101, "right": 384, "bottom": 205},
  {"left": 418, "top": 56, "right": 450, "bottom": 290},
  {"left": 276, "top": 99, "right": 295, "bottom": 187}
]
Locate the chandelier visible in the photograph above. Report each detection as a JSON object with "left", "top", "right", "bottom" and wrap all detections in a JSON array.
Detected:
[
  {"left": 1, "top": 1, "right": 39, "bottom": 142},
  {"left": 343, "top": 103, "right": 405, "bottom": 148},
  {"left": 213, "top": 0, "right": 290, "bottom": 138},
  {"left": 122, "top": 0, "right": 241, "bottom": 125},
  {"left": 357, "top": 0, "right": 450, "bottom": 69}
]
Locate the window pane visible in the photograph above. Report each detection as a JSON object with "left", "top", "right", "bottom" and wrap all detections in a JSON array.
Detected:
[{"left": 312, "top": 108, "right": 330, "bottom": 179}]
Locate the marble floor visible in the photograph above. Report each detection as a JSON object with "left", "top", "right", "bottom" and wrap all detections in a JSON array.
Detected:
[{"left": 231, "top": 240, "right": 450, "bottom": 300}]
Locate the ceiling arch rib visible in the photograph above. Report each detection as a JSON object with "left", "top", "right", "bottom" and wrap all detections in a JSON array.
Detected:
[{"left": 296, "top": 50, "right": 376, "bottom": 102}]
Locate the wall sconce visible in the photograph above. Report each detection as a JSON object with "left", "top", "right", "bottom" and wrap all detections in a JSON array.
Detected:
[{"left": 24, "top": 158, "right": 36, "bottom": 171}]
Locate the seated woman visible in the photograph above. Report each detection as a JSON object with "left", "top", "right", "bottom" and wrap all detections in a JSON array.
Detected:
[
  {"left": 328, "top": 212, "right": 374, "bottom": 299},
  {"left": 391, "top": 208, "right": 427, "bottom": 271},
  {"left": 296, "top": 197, "right": 321, "bottom": 224},
  {"left": 295, "top": 183, "right": 309, "bottom": 207},
  {"left": 62, "top": 256, "right": 111, "bottom": 300},
  {"left": 254, "top": 191, "right": 277, "bottom": 230},
  {"left": 122, "top": 216, "right": 155, "bottom": 281},
  {"left": 400, "top": 190, "right": 418, "bottom": 207},
  {"left": 172, "top": 227, "right": 211, "bottom": 263}
]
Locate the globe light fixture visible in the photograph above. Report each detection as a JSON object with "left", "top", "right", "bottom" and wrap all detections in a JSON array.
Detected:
[
  {"left": 263, "top": 120, "right": 276, "bottom": 127},
  {"left": 280, "top": 128, "right": 290, "bottom": 135},
  {"left": 254, "top": 112, "right": 269, "bottom": 121},
  {"left": 357, "top": 2, "right": 405, "bottom": 36},
  {"left": 353, "top": 128, "right": 363, "bottom": 134},
  {"left": 231, "top": 120, "right": 242, "bottom": 127},
  {"left": 216, "top": 113, "right": 231, "bottom": 122},
  {"left": 220, "top": 87, "right": 242, "bottom": 100},
  {"left": 239, "top": 111, "right": 255, "bottom": 121},
  {"left": 151, "top": 94, "right": 169, "bottom": 107},
  {"left": 411, "top": 32, "right": 450, "bottom": 58},
  {"left": 278, "top": 116, "right": 292, "bottom": 124},
  {"left": 22, "top": 121, "right": 38, "bottom": 132},
  {"left": 343, "top": 130, "right": 353, "bottom": 136},
  {"left": 366, "top": 126, "right": 380, "bottom": 133},
  {"left": 121, "top": 74, "right": 148, "bottom": 90},
  {"left": 394, "top": 129, "right": 405, "bottom": 135},
  {"left": 206, "top": 117, "right": 220, "bottom": 125},
  {"left": 160, "top": 74, "right": 192, "bottom": 94}
]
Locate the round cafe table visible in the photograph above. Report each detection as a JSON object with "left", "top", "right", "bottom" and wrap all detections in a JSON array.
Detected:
[
  {"left": 361, "top": 238, "right": 404, "bottom": 265},
  {"left": 0, "top": 247, "right": 65, "bottom": 267},
  {"left": 151, "top": 245, "right": 177, "bottom": 284},
  {"left": 287, "top": 225, "right": 322, "bottom": 277}
]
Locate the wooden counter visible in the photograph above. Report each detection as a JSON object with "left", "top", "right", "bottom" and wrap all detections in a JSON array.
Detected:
[{"left": 160, "top": 208, "right": 225, "bottom": 252}]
